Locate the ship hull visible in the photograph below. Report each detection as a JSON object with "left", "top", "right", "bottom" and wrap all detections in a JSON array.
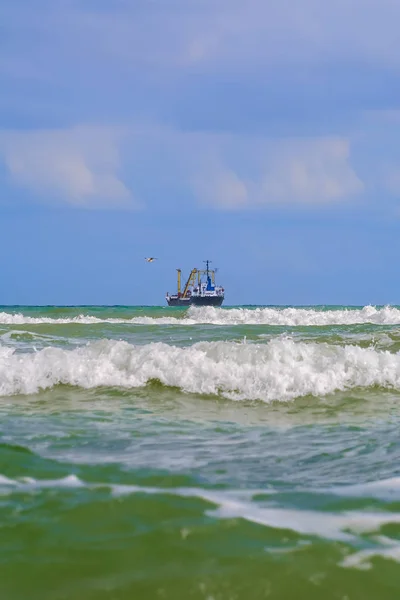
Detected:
[
  {"left": 166, "top": 297, "right": 191, "bottom": 307},
  {"left": 190, "top": 296, "right": 224, "bottom": 307}
]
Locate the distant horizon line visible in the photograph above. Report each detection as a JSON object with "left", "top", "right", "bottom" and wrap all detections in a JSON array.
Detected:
[{"left": 0, "top": 304, "right": 396, "bottom": 309}]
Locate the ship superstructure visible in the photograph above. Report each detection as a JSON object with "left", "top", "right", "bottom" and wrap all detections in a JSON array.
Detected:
[
  {"left": 165, "top": 260, "right": 224, "bottom": 307},
  {"left": 190, "top": 260, "right": 224, "bottom": 306}
]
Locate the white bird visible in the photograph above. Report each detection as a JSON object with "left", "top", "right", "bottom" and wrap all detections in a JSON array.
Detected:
[{"left": 145, "top": 257, "right": 157, "bottom": 262}]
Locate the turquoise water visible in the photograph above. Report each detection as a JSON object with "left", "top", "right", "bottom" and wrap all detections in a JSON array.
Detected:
[{"left": 2, "top": 304, "right": 400, "bottom": 598}]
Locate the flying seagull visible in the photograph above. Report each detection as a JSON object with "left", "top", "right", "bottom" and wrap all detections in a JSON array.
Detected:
[{"left": 145, "top": 257, "right": 157, "bottom": 262}]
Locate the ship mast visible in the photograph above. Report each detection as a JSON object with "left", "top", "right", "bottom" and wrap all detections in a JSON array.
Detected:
[{"left": 204, "top": 260, "right": 212, "bottom": 278}]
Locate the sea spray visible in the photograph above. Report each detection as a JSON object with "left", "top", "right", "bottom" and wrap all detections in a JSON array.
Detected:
[{"left": 1, "top": 338, "right": 400, "bottom": 400}]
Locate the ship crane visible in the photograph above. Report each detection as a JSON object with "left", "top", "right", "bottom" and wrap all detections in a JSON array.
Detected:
[{"left": 182, "top": 269, "right": 197, "bottom": 298}]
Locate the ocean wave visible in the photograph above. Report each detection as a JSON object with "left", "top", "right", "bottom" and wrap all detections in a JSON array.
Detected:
[
  {"left": 2, "top": 474, "right": 400, "bottom": 549},
  {"left": 183, "top": 306, "right": 400, "bottom": 326},
  {"left": 1, "top": 305, "right": 400, "bottom": 326},
  {"left": 0, "top": 312, "right": 192, "bottom": 326},
  {"left": 0, "top": 313, "right": 132, "bottom": 325},
  {"left": 329, "top": 477, "right": 400, "bottom": 501},
  {"left": 1, "top": 338, "right": 400, "bottom": 400}
]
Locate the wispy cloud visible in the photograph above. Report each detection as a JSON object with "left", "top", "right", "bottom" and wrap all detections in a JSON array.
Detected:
[
  {"left": 0, "top": 124, "right": 365, "bottom": 210},
  {"left": 194, "top": 168, "right": 250, "bottom": 210},
  {"left": 0, "top": 125, "right": 135, "bottom": 208},
  {"left": 2, "top": 0, "right": 399, "bottom": 145},
  {"left": 259, "top": 138, "right": 363, "bottom": 205},
  {"left": 191, "top": 136, "right": 363, "bottom": 209},
  {"left": 3, "top": 0, "right": 400, "bottom": 81},
  {"left": 1, "top": 1, "right": 399, "bottom": 213},
  {"left": 179, "top": 0, "right": 400, "bottom": 70}
]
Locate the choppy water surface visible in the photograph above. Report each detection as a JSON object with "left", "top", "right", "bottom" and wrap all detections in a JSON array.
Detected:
[{"left": 2, "top": 304, "right": 400, "bottom": 599}]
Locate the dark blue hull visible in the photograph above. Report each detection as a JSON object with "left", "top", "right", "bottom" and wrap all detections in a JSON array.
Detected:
[
  {"left": 166, "top": 297, "right": 191, "bottom": 307},
  {"left": 190, "top": 296, "right": 224, "bottom": 307}
]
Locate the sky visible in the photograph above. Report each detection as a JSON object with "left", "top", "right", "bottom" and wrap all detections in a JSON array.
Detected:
[{"left": 2, "top": 0, "right": 400, "bottom": 305}]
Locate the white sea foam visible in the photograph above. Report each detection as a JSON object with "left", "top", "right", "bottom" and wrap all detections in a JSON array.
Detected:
[
  {"left": 0, "top": 312, "right": 191, "bottom": 326},
  {"left": 183, "top": 305, "right": 400, "bottom": 326},
  {"left": 1, "top": 337, "right": 400, "bottom": 400},
  {"left": 0, "top": 313, "right": 130, "bottom": 325},
  {"left": 330, "top": 477, "right": 400, "bottom": 501},
  {"left": 340, "top": 536, "right": 400, "bottom": 569},
  {"left": 2, "top": 474, "right": 400, "bottom": 549},
  {"left": 1, "top": 305, "right": 400, "bottom": 326},
  {"left": 209, "top": 502, "right": 400, "bottom": 543}
]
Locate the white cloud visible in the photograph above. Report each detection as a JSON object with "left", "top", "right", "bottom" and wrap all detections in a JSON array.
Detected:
[
  {"left": 352, "top": 110, "right": 400, "bottom": 202},
  {"left": 189, "top": 136, "right": 363, "bottom": 209},
  {"left": 193, "top": 168, "right": 249, "bottom": 209},
  {"left": 0, "top": 123, "right": 364, "bottom": 211},
  {"left": 259, "top": 138, "right": 363, "bottom": 205},
  {"left": 0, "top": 126, "right": 135, "bottom": 209}
]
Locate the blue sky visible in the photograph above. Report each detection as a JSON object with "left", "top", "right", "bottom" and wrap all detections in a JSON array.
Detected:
[{"left": 2, "top": 0, "right": 400, "bottom": 305}]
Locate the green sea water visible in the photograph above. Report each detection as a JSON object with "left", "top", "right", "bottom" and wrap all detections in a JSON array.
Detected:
[{"left": 2, "top": 304, "right": 400, "bottom": 599}]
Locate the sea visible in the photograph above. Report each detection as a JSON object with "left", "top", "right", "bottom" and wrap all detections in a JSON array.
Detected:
[{"left": 2, "top": 304, "right": 400, "bottom": 599}]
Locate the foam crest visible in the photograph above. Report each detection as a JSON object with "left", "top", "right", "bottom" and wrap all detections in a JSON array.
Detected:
[
  {"left": 1, "top": 305, "right": 400, "bottom": 326},
  {"left": 0, "top": 312, "right": 193, "bottom": 326},
  {"left": 186, "top": 305, "right": 400, "bottom": 326},
  {"left": 340, "top": 537, "right": 400, "bottom": 569},
  {"left": 330, "top": 477, "right": 400, "bottom": 501},
  {"left": 0, "top": 311, "right": 200, "bottom": 326},
  {"left": 1, "top": 337, "right": 400, "bottom": 400},
  {"left": 210, "top": 502, "right": 400, "bottom": 542},
  {"left": 0, "top": 312, "right": 107, "bottom": 325}
]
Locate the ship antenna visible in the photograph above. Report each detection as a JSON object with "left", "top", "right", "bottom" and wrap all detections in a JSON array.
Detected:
[{"left": 204, "top": 259, "right": 212, "bottom": 277}]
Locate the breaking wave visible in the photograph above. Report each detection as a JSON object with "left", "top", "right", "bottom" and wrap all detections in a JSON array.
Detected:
[
  {"left": 1, "top": 305, "right": 400, "bottom": 326},
  {"left": 2, "top": 338, "right": 400, "bottom": 400},
  {"left": 185, "top": 305, "right": 400, "bottom": 326}
]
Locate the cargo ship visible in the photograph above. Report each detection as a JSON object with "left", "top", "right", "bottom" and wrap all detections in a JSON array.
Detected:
[{"left": 166, "top": 260, "right": 224, "bottom": 307}]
